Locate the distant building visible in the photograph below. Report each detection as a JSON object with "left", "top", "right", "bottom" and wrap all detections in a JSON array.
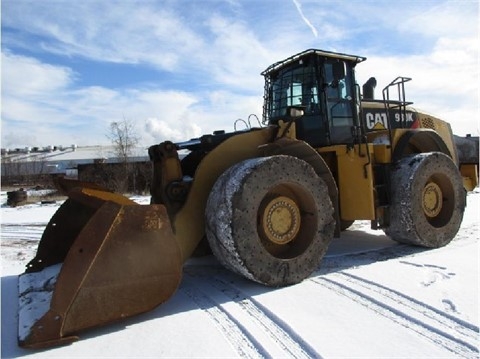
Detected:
[{"left": 1, "top": 144, "right": 150, "bottom": 192}]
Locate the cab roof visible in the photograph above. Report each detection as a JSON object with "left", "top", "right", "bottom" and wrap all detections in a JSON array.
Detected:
[{"left": 261, "top": 48, "right": 366, "bottom": 76}]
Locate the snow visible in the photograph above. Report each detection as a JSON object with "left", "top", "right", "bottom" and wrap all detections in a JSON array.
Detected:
[
  {"left": 18, "top": 264, "right": 61, "bottom": 342},
  {"left": 1, "top": 190, "right": 479, "bottom": 358}
]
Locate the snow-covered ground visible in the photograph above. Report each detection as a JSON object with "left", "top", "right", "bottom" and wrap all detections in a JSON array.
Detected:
[{"left": 1, "top": 190, "right": 479, "bottom": 358}]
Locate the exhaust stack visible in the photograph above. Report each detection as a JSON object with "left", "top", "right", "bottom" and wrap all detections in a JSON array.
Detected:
[{"left": 363, "top": 77, "right": 377, "bottom": 100}]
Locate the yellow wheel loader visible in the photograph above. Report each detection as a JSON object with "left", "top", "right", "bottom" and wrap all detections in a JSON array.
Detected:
[{"left": 18, "top": 49, "right": 478, "bottom": 348}]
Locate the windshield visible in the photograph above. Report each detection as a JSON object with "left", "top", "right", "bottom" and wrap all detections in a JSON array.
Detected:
[{"left": 268, "top": 64, "right": 320, "bottom": 119}]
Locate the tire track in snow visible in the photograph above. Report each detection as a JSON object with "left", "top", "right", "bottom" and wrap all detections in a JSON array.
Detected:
[
  {"left": 180, "top": 275, "right": 267, "bottom": 359},
  {"left": 1, "top": 224, "right": 44, "bottom": 242},
  {"left": 184, "top": 269, "right": 320, "bottom": 359},
  {"left": 311, "top": 274, "right": 479, "bottom": 358},
  {"left": 339, "top": 272, "right": 479, "bottom": 336},
  {"left": 318, "top": 234, "right": 477, "bottom": 276},
  {"left": 210, "top": 275, "right": 320, "bottom": 359},
  {"left": 1, "top": 224, "right": 42, "bottom": 262}
]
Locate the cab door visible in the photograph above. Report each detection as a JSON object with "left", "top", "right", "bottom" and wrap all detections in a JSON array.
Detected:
[{"left": 322, "top": 60, "right": 356, "bottom": 145}]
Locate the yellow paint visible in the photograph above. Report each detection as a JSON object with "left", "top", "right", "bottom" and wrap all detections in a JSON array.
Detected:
[
  {"left": 318, "top": 144, "right": 376, "bottom": 220},
  {"left": 164, "top": 157, "right": 183, "bottom": 183},
  {"left": 81, "top": 188, "right": 136, "bottom": 205},
  {"left": 416, "top": 113, "right": 458, "bottom": 165},
  {"left": 460, "top": 164, "right": 478, "bottom": 191},
  {"left": 262, "top": 196, "right": 300, "bottom": 245},
  {"left": 173, "top": 127, "right": 275, "bottom": 261},
  {"left": 373, "top": 144, "right": 391, "bottom": 163},
  {"left": 276, "top": 120, "right": 296, "bottom": 139}
]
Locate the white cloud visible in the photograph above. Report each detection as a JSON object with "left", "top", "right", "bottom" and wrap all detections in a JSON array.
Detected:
[
  {"left": 291, "top": 0, "right": 318, "bottom": 38},
  {"left": 1, "top": 51, "right": 263, "bottom": 149},
  {"left": 2, "top": 2, "right": 204, "bottom": 71},
  {"left": 1, "top": 51, "right": 75, "bottom": 97},
  {"left": 1, "top": 0, "right": 478, "bottom": 149},
  {"left": 203, "top": 15, "right": 270, "bottom": 91},
  {"left": 398, "top": 2, "right": 478, "bottom": 38},
  {"left": 144, "top": 118, "right": 202, "bottom": 144},
  {"left": 336, "top": 1, "right": 479, "bottom": 136},
  {"left": 355, "top": 34, "right": 478, "bottom": 136}
]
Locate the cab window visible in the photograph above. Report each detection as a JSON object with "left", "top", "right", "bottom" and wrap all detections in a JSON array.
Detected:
[
  {"left": 270, "top": 65, "right": 320, "bottom": 119},
  {"left": 323, "top": 60, "right": 355, "bottom": 143}
]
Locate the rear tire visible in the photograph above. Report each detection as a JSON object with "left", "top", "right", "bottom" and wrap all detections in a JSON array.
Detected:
[
  {"left": 205, "top": 155, "right": 335, "bottom": 286},
  {"left": 385, "top": 152, "right": 466, "bottom": 248}
]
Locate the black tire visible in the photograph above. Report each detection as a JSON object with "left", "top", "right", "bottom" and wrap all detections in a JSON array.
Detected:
[
  {"left": 385, "top": 152, "right": 466, "bottom": 248},
  {"left": 205, "top": 155, "right": 335, "bottom": 286},
  {"left": 7, "top": 190, "right": 27, "bottom": 207}
]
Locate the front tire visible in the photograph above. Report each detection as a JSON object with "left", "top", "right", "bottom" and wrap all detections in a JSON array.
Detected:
[
  {"left": 205, "top": 155, "right": 335, "bottom": 286},
  {"left": 385, "top": 152, "right": 466, "bottom": 248}
]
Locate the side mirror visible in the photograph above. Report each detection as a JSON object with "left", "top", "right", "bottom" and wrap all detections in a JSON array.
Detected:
[
  {"left": 287, "top": 106, "right": 305, "bottom": 119},
  {"left": 333, "top": 61, "right": 346, "bottom": 81}
]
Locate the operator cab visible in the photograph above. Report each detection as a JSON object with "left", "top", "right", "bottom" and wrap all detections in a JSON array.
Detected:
[{"left": 262, "top": 49, "right": 366, "bottom": 147}]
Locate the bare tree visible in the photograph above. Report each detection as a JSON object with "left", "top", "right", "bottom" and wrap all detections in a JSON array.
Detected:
[
  {"left": 107, "top": 118, "right": 140, "bottom": 163},
  {"left": 106, "top": 118, "right": 140, "bottom": 193}
]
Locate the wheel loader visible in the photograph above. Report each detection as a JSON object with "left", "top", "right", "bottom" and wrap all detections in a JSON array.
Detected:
[{"left": 18, "top": 48, "right": 478, "bottom": 348}]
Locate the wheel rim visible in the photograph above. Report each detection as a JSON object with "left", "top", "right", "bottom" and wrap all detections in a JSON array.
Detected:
[
  {"left": 257, "top": 183, "right": 318, "bottom": 259},
  {"left": 422, "top": 181, "right": 443, "bottom": 218},
  {"left": 421, "top": 174, "right": 455, "bottom": 228},
  {"left": 261, "top": 196, "right": 301, "bottom": 245}
]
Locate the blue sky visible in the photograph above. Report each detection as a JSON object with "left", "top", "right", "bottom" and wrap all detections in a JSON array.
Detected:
[{"left": 1, "top": 0, "right": 478, "bottom": 149}]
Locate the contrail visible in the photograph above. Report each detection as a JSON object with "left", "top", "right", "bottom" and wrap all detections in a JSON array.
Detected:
[{"left": 291, "top": 0, "right": 318, "bottom": 38}]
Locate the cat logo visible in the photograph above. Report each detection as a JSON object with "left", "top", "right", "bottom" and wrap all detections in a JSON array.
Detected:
[
  {"left": 372, "top": 122, "right": 386, "bottom": 130},
  {"left": 365, "top": 112, "right": 388, "bottom": 129},
  {"left": 363, "top": 110, "right": 416, "bottom": 130}
]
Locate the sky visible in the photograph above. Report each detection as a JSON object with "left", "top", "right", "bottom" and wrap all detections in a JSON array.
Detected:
[{"left": 1, "top": 0, "right": 479, "bottom": 150}]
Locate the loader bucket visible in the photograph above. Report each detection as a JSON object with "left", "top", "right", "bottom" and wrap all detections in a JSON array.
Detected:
[{"left": 18, "top": 188, "right": 182, "bottom": 349}]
